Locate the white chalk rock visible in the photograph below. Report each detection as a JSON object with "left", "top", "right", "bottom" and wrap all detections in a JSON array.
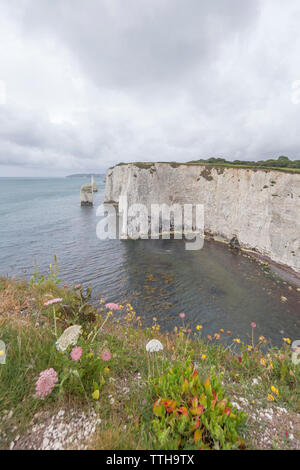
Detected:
[{"left": 80, "top": 184, "right": 93, "bottom": 206}]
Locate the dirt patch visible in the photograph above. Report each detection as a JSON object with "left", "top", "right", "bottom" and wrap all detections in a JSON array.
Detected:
[
  {"left": 10, "top": 408, "right": 101, "bottom": 450},
  {"left": 232, "top": 396, "right": 300, "bottom": 450}
]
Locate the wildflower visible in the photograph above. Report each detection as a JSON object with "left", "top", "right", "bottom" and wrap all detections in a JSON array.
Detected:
[
  {"left": 267, "top": 394, "right": 275, "bottom": 402},
  {"left": 196, "top": 325, "right": 202, "bottom": 330},
  {"left": 260, "top": 357, "right": 266, "bottom": 366},
  {"left": 35, "top": 368, "right": 58, "bottom": 398},
  {"left": 214, "top": 333, "right": 220, "bottom": 340},
  {"left": 251, "top": 322, "right": 256, "bottom": 328},
  {"left": 105, "top": 303, "right": 119, "bottom": 310},
  {"left": 104, "top": 367, "right": 110, "bottom": 374},
  {"left": 86, "top": 352, "right": 93, "bottom": 358},
  {"left": 92, "top": 390, "right": 100, "bottom": 400},
  {"left": 153, "top": 317, "right": 158, "bottom": 322},
  {"left": 283, "top": 338, "right": 291, "bottom": 345},
  {"left": 70, "top": 346, "right": 82, "bottom": 361},
  {"left": 101, "top": 349, "right": 111, "bottom": 361},
  {"left": 179, "top": 313, "right": 185, "bottom": 319},
  {"left": 238, "top": 357, "right": 242, "bottom": 363},
  {"left": 227, "top": 330, "right": 231, "bottom": 336},
  {"left": 271, "top": 386, "right": 279, "bottom": 396},
  {"left": 56, "top": 325, "right": 82, "bottom": 352},
  {"left": 219, "top": 328, "right": 224, "bottom": 333},
  {"left": 44, "top": 298, "right": 63, "bottom": 306},
  {"left": 74, "top": 284, "right": 82, "bottom": 289},
  {"left": 201, "top": 354, "right": 207, "bottom": 360},
  {"left": 233, "top": 338, "right": 241, "bottom": 344},
  {"left": 0, "top": 350, "right": 4, "bottom": 356},
  {"left": 247, "top": 345, "right": 253, "bottom": 351},
  {"left": 207, "top": 335, "right": 212, "bottom": 341},
  {"left": 146, "top": 339, "right": 163, "bottom": 353},
  {"left": 259, "top": 336, "right": 266, "bottom": 342}
]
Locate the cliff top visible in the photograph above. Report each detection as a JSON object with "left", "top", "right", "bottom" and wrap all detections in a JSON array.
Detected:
[{"left": 111, "top": 158, "right": 300, "bottom": 174}]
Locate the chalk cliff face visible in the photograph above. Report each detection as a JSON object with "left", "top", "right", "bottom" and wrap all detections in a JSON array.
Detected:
[{"left": 105, "top": 163, "right": 300, "bottom": 273}]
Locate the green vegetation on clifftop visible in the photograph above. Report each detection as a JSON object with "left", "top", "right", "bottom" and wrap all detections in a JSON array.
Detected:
[{"left": 0, "top": 270, "right": 299, "bottom": 450}]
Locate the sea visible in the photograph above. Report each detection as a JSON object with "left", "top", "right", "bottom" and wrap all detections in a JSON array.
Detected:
[{"left": 0, "top": 176, "right": 299, "bottom": 346}]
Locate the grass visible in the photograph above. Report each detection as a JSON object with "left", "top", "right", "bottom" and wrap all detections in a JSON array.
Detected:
[
  {"left": 114, "top": 161, "right": 300, "bottom": 174},
  {"left": 0, "top": 272, "right": 299, "bottom": 450}
]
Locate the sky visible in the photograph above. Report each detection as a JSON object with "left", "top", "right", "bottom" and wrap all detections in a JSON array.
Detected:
[{"left": 0, "top": 0, "right": 300, "bottom": 177}]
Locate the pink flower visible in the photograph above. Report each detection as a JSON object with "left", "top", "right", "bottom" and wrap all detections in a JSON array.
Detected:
[
  {"left": 179, "top": 312, "right": 185, "bottom": 319},
  {"left": 35, "top": 368, "right": 58, "bottom": 398},
  {"left": 101, "top": 349, "right": 111, "bottom": 361},
  {"left": 74, "top": 284, "right": 82, "bottom": 289},
  {"left": 105, "top": 303, "right": 119, "bottom": 310},
  {"left": 251, "top": 322, "right": 256, "bottom": 328},
  {"left": 44, "top": 298, "right": 63, "bottom": 306},
  {"left": 70, "top": 346, "right": 82, "bottom": 361}
]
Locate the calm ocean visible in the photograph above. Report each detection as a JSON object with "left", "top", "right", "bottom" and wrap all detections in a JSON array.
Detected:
[{"left": 0, "top": 176, "right": 299, "bottom": 346}]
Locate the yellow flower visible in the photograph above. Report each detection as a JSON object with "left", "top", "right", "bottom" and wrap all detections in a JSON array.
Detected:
[
  {"left": 269, "top": 362, "right": 274, "bottom": 369},
  {"left": 196, "top": 325, "right": 202, "bottom": 330},
  {"left": 0, "top": 350, "right": 4, "bottom": 356},
  {"left": 219, "top": 329, "right": 224, "bottom": 333},
  {"left": 260, "top": 357, "right": 266, "bottom": 366},
  {"left": 271, "top": 386, "right": 279, "bottom": 396},
  {"left": 92, "top": 390, "right": 100, "bottom": 400},
  {"left": 201, "top": 354, "right": 207, "bottom": 360},
  {"left": 283, "top": 338, "right": 291, "bottom": 345},
  {"left": 259, "top": 336, "right": 266, "bottom": 342},
  {"left": 233, "top": 338, "right": 241, "bottom": 344},
  {"left": 247, "top": 345, "right": 253, "bottom": 351},
  {"left": 86, "top": 352, "right": 93, "bottom": 358},
  {"left": 267, "top": 394, "right": 275, "bottom": 402}
]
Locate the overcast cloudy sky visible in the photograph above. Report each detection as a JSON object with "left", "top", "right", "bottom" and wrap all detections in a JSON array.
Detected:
[{"left": 0, "top": 0, "right": 300, "bottom": 176}]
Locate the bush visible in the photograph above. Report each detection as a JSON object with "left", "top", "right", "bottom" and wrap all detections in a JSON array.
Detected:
[{"left": 151, "top": 360, "right": 248, "bottom": 450}]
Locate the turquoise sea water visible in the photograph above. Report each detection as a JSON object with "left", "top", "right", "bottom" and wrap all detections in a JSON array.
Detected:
[{"left": 0, "top": 176, "right": 299, "bottom": 346}]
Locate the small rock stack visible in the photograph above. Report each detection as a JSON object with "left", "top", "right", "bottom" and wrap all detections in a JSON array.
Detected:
[{"left": 80, "top": 184, "right": 93, "bottom": 206}]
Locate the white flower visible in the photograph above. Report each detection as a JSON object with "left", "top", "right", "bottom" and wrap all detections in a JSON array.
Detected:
[
  {"left": 56, "top": 325, "right": 82, "bottom": 352},
  {"left": 146, "top": 339, "right": 163, "bottom": 353}
]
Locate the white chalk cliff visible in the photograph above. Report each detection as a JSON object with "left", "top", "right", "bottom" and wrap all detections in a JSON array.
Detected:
[{"left": 104, "top": 163, "right": 300, "bottom": 273}]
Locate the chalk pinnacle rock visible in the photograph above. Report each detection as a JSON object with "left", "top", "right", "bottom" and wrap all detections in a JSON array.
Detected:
[
  {"left": 80, "top": 184, "right": 93, "bottom": 206},
  {"left": 91, "top": 175, "right": 98, "bottom": 192}
]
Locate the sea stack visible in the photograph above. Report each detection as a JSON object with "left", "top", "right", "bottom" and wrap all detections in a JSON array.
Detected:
[
  {"left": 80, "top": 184, "right": 93, "bottom": 206},
  {"left": 91, "top": 175, "right": 98, "bottom": 192}
]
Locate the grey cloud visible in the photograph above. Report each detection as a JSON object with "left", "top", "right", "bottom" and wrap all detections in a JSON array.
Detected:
[{"left": 0, "top": 0, "right": 300, "bottom": 176}]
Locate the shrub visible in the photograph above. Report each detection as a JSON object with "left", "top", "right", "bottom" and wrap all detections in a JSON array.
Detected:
[{"left": 151, "top": 360, "right": 247, "bottom": 450}]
